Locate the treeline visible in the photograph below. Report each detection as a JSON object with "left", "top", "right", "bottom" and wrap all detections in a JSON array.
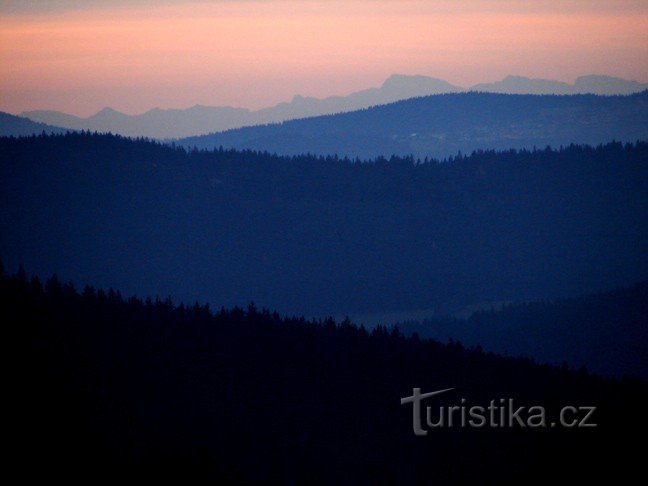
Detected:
[
  {"left": 0, "top": 111, "right": 71, "bottom": 137},
  {"left": 398, "top": 281, "right": 648, "bottom": 380},
  {"left": 178, "top": 90, "right": 648, "bottom": 159},
  {"left": 3, "top": 266, "right": 645, "bottom": 482},
  {"left": 1, "top": 132, "right": 646, "bottom": 318}
]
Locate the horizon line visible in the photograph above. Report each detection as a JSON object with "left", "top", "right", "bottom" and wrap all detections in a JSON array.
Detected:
[{"left": 11, "top": 72, "right": 648, "bottom": 118}]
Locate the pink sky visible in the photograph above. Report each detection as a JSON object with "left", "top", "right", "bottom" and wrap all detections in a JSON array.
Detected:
[{"left": 1, "top": 0, "right": 647, "bottom": 116}]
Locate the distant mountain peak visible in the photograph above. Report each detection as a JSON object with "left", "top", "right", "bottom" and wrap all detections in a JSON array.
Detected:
[
  {"left": 17, "top": 74, "right": 647, "bottom": 139},
  {"left": 383, "top": 73, "right": 424, "bottom": 84},
  {"left": 576, "top": 74, "right": 633, "bottom": 82},
  {"left": 95, "top": 107, "right": 121, "bottom": 115},
  {"left": 471, "top": 74, "right": 647, "bottom": 96},
  {"left": 188, "top": 104, "right": 214, "bottom": 110},
  {"left": 502, "top": 75, "right": 531, "bottom": 81},
  {"left": 382, "top": 73, "right": 460, "bottom": 90},
  {"left": 288, "top": 94, "right": 313, "bottom": 105},
  {"left": 573, "top": 75, "right": 648, "bottom": 95}
]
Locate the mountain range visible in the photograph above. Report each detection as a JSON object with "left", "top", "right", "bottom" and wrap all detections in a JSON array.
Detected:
[
  {"left": 20, "top": 75, "right": 461, "bottom": 138},
  {"left": 472, "top": 74, "right": 648, "bottom": 95},
  {"left": 179, "top": 91, "right": 648, "bottom": 160},
  {"left": 19, "top": 74, "right": 648, "bottom": 139}
]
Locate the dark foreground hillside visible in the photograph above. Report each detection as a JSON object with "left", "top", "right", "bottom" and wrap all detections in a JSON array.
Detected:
[
  {"left": 179, "top": 91, "right": 648, "bottom": 159},
  {"left": 4, "top": 268, "right": 645, "bottom": 483},
  {"left": 398, "top": 282, "right": 648, "bottom": 380},
  {"left": 1, "top": 133, "right": 647, "bottom": 318}
]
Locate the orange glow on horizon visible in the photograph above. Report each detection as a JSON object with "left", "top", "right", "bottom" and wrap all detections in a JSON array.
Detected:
[{"left": 1, "top": 1, "right": 646, "bottom": 116}]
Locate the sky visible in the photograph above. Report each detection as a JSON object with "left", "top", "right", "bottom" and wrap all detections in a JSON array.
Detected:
[{"left": 1, "top": 0, "right": 647, "bottom": 116}]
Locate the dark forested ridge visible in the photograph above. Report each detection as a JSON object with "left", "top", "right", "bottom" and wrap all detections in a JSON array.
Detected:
[
  {"left": 398, "top": 282, "right": 648, "bottom": 380},
  {"left": 178, "top": 91, "right": 648, "bottom": 159},
  {"left": 1, "top": 132, "right": 647, "bottom": 318},
  {"left": 0, "top": 111, "right": 71, "bottom": 137},
  {"left": 3, "top": 267, "right": 645, "bottom": 482}
]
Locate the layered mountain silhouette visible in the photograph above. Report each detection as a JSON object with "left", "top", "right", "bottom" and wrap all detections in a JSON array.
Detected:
[
  {"left": 471, "top": 74, "right": 648, "bottom": 95},
  {"left": 179, "top": 91, "right": 648, "bottom": 160},
  {"left": 21, "top": 75, "right": 461, "bottom": 138},
  {"left": 20, "top": 74, "right": 647, "bottom": 139},
  {"left": 398, "top": 282, "right": 648, "bottom": 380},
  {"left": 5, "top": 266, "right": 645, "bottom": 482},
  {"left": 2, "top": 133, "right": 646, "bottom": 321},
  {"left": 0, "top": 111, "right": 70, "bottom": 137},
  {"left": 23, "top": 105, "right": 252, "bottom": 139}
]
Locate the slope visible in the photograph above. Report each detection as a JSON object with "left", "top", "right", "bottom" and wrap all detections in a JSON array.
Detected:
[
  {"left": 1, "top": 133, "right": 646, "bottom": 319},
  {"left": 178, "top": 91, "right": 648, "bottom": 160},
  {"left": 0, "top": 111, "right": 71, "bottom": 137},
  {"left": 4, "top": 267, "right": 645, "bottom": 482}
]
